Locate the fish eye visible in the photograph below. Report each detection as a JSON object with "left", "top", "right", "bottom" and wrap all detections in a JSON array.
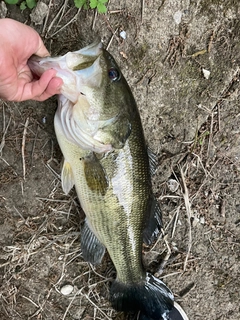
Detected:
[{"left": 108, "top": 68, "right": 120, "bottom": 82}]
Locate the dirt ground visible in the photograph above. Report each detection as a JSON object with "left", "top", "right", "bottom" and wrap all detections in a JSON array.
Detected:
[{"left": 0, "top": 0, "right": 240, "bottom": 319}]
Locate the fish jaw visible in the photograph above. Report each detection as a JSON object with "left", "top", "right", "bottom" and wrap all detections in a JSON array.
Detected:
[
  {"left": 28, "top": 55, "right": 79, "bottom": 102},
  {"left": 28, "top": 41, "right": 103, "bottom": 103}
]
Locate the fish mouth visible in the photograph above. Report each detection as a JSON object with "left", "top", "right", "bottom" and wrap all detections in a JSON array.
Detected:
[
  {"left": 28, "top": 41, "right": 103, "bottom": 77},
  {"left": 29, "top": 41, "right": 104, "bottom": 102}
]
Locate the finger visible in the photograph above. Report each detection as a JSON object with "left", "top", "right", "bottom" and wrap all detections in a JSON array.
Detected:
[
  {"left": 19, "top": 69, "right": 62, "bottom": 101},
  {"left": 35, "top": 77, "right": 63, "bottom": 101}
]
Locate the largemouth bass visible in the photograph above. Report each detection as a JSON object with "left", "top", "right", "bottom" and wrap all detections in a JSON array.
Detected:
[{"left": 29, "top": 42, "right": 188, "bottom": 320}]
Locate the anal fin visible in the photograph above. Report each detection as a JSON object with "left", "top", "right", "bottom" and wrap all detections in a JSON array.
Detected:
[
  {"left": 81, "top": 220, "right": 105, "bottom": 265},
  {"left": 143, "top": 197, "right": 163, "bottom": 245}
]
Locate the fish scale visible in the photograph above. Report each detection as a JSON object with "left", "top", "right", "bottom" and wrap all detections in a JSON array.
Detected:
[{"left": 60, "top": 113, "right": 149, "bottom": 284}]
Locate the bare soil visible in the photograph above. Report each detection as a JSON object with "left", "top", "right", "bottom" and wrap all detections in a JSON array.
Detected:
[{"left": 0, "top": 1, "right": 239, "bottom": 319}]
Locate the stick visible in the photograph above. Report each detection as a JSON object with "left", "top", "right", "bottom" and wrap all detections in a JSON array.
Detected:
[
  {"left": 141, "top": 0, "right": 144, "bottom": 24},
  {"left": 22, "top": 117, "right": 29, "bottom": 180},
  {"left": 92, "top": 9, "right": 98, "bottom": 30},
  {"left": 106, "top": 28, "right": 118, "bottom": 51},
  {"left": 42, "top": 0, "right": 53, "bottom": 35},
  {"left": 50, "top": 8, "right": 81, "bottom": 38},
  {"left": 179, "top": 166, "right": 192, "bottom": 271}
]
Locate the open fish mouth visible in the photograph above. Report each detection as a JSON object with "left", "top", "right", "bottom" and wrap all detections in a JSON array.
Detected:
[
  {"left": 28, "top": 41, "right": 104, "bottom": 103},
  {"left": 29, "top": 41, "right": 102, "bottom": 72}
]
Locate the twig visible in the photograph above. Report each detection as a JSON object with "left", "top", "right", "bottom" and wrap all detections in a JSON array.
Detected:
[
  {"left": 92, "top": 9, "right": 98, "bottom": 30},
  {"left": 42, "top": 0, "right": 53, "bottom": 35},
  {"left": 155, "top": 231, "right": 172, "bottom": 276},
  {"left": 141, "top": 0, "right": 144, "bottom": 23},
  {"left": 191, "top": 152, "right": 213, "bottom": 178},
  {"left": 159, "top": 271, "right": 182, "bottom": 279},
  {"left": 50, "top": 8, "right": 81, "bottom": 38},
  {"left": 159, "top": 195, "right": 181, "bottom": 200},
  {"left": 45, "top": 162, "right": 61, "bottom": 180},
  {"left": 62, "top": 288, "right": 85, "bottom": 320},
  {"left": 13, "top": 206, "right": 28, "bottom": 225},
  {"left": 179, "top": 166, "right": 192, "bottom": 271},
  {"left": 30, "top": 125, "right": 39, "bottom": 166},
  {"left": 106, "top": 29, "right": 118, "bottom": 51},
  {"left": 218, "top": 103, "right": 221, "bottom": 131},
  {"left": 84, "top": 293, "right": 112, "bottom": 320},
  {"left": 208, "top": 235, "right": 217, "bottom": 252},
  {"left": 170, "top": 258, "right": 201, "bottom": 268},
  {"left": 21, "top": 295, "right": 39, "bottom": 308},
  {"left": 0, "top": 106, "right": 11, "bottom": 154},
  {"left": 22, "top": 117, "right": 29, "bottom": 180},
  {"left": 171, "top": 206, "right": 180, "bottom": 239},
  {"left": 108, "top": 9, "right": 125, "bottom": 14},
  {"left": 103, "top": 16, "right": 120, "bottom": 45},
  {"left": 206, "top": 112, "right": 214, "bottom": 160},
  {"left": 46, "top": 0, "right": 69, "bottom": 36}
]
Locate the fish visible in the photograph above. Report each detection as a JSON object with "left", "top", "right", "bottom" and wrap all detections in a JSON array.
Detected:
[{"left": 29, "top": 42, "right": 189, "bottom": 320}]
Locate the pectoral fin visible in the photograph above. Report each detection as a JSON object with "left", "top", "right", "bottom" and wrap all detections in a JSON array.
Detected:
[
  {"left": 61, "top": 160, "right": 75, "bottom": 194},
  {"left": 81, "top": 220, "right": 105, "bottom": 265},
  {"left": 84, "top": 153, "right": 108, "bottom": 196},
  {"left": 143, "top": 196, "right": 163, "bottom": 245}
]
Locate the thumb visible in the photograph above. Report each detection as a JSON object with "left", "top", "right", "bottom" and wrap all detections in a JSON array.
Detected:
[{"left": 34, "top": 37, "right": 50, "bottom": 58}]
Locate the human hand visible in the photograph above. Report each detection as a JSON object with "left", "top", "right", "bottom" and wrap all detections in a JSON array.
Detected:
[{"left": 0, "top": 18, "right": 63, "bottom": 102}]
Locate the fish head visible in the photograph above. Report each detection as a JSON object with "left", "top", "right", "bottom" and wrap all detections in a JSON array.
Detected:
[
  {"left": 73, "top": 43, "right": 135, "bottom": 119},
  {"left": 71, "top": 45, "right": 135, "bottom": 150},
  {"left": 68, "top": 44, "right": 135, "bottom": 151},
  {"left": 29, "top": 41, "right": 135, "bottom": 152}
]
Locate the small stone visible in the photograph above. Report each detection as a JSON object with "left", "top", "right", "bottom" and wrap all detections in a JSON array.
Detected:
[
  {"left": 200, "top": 216, "right": 205, "bottom": 224},
  {"left": 192, "top": 216, "right": 199, "bottom": 228},
  {"left": 173, "top": 11, "right": 182, "bottom": 25},
  {"left": 202, "top": 68, "right": 210, "bottom": 79},
  {"left": 30, "top": 1, "right": 49, "bottom": 25},
  {"left": 0, "top": 1, "right": 7, "bottom": 18},
  {"left": 120, "top": 30, "right": 126, "bottom": 39},
  {"left": 167, "top": 179, "right": 179, "bottom": 192},
  {"left": 60, "top": 284, "right": 74, "bottom": 296}
]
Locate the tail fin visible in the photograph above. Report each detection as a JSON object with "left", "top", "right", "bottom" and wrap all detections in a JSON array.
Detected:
[{"left": 110, "top": 273, "right": 175, "bottom": 320}]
